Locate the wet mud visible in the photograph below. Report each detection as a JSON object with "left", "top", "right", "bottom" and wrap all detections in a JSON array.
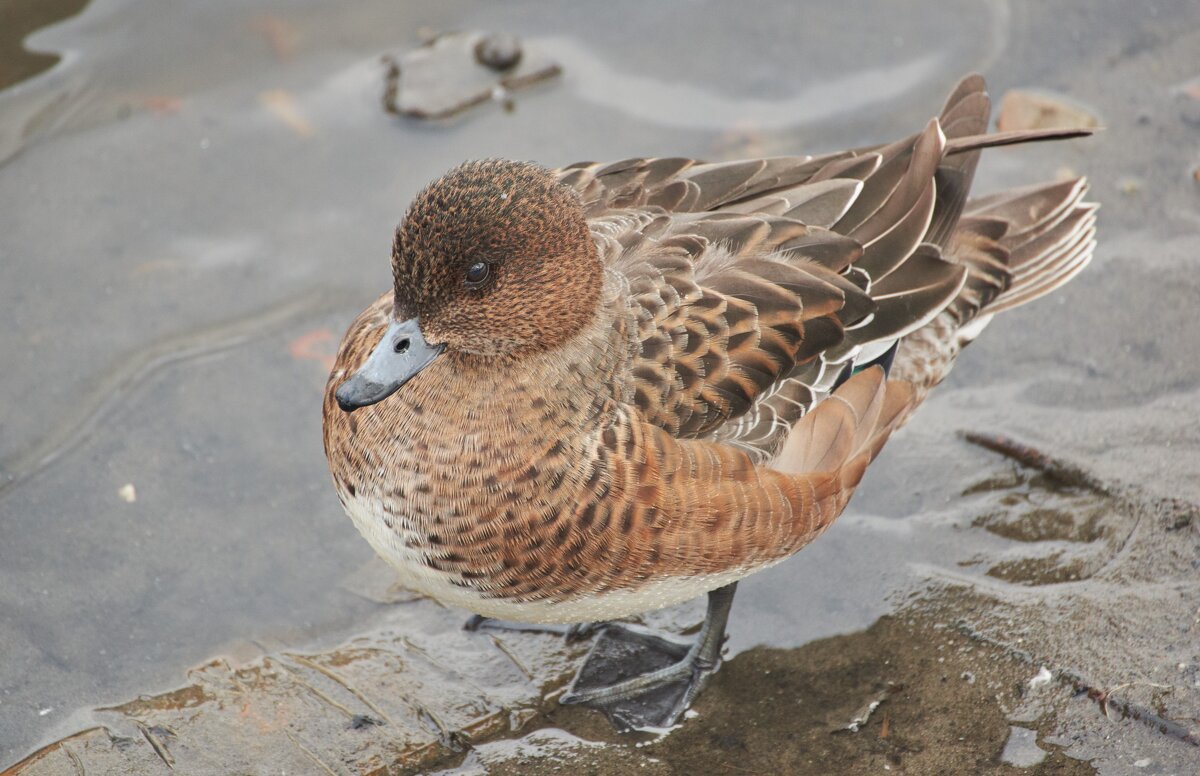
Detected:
[
  {"left": 529, "top": 612, "right": 1097, "bottom": 776},
  {"left": 0, "top": 601, "right": 1103, "bottom": 776}
]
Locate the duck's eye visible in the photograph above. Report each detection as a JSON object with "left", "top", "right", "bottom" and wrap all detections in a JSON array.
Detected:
[{"left": 465, "top": 261, "right": 491, "bottom": 287}]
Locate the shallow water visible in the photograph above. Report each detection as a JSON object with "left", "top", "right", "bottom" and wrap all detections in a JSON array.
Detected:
[{"left": 2, "top": 0, "right": 1200, "bottom": 771}]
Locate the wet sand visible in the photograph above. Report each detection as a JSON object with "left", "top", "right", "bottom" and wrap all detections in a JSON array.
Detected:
[
  {"left": 0, "top": 595, "right": 1106, "bottom": 776},
  {"left": 476, "top": 611, "right": 1098, "bottom": 776}
]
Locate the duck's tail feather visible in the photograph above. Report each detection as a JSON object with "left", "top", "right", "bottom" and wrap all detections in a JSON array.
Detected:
[
  {"left": 968, "top": 177, "right": 1098, "bottom": 316},
  {"left": 926, "top": 73, "right": 991, "bottom": 248},
  {"left": 890, "top": 176, "right": 1097, "bottom": 403},
  {"left": 945, "top": 126, "right": 1097, "bottom": 156},
  {"left": 767, "top": 181, "right": 1096, "bottom": 538},
  {"left": 931, "top": 74, "right": 1095, "bottom": 248},
  {"left": 944, "top": 176, "right": 1096, "bottom": 339}
]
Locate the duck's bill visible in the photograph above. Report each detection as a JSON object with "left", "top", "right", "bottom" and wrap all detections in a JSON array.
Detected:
[{"left": 335, "top": 317, "right": 444, "bottom": 412}]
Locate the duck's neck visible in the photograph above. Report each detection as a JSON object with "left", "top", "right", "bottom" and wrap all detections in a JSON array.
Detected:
[{"left": 351, "top": 272, "right": 634, "bottom": 508}]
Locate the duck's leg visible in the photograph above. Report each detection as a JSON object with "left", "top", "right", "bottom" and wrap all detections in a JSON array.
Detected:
[
  {"left": 464, "top": 615, "right": 600, "bottom": 643},
  {"left": 560, "top": 582, "right": 737, "bottom": 731}
]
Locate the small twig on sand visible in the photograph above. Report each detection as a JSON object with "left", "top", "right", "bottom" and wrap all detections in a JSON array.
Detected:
[
  {"left": 955, "top": 622, "right": 1200, "bottom": 748},
  {"left": 964, "top": 429, "right": 1199, "bottom": 537},
  {"left": 134, "top": 722, "right": 175, "bottom": 769},
  {"left": 960, "top": 431, "right": 1110, "bottom": 494}
]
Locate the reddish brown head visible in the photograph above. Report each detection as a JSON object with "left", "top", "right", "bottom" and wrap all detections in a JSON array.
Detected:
[{"left": 392, "top": 159, "right": 603, "bottom": 357}]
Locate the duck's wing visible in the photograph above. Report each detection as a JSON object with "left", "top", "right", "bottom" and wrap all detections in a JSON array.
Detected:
[
  {"left": 600, "top": 210, "right": 879, "bottom": 439},
  {"left": 557, "top": 74, "right": 1082, "bottom": 232},
  {"left": 578, "top": 115, "right": 969, "bottom": 453},
  {"left": 560, "top": 155, "right": 834, "bottom": 218},
  {"left": 570, "top": 75, "right": 1092, "bottom": 459}
]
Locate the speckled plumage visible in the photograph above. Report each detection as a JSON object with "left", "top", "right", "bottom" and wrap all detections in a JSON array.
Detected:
[{"left": 322, "top": 75, "right": 1096, "bottom": 624}]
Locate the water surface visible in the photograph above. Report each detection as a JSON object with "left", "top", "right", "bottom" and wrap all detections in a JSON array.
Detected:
[{"left": 2, "top": 0, "right": 1199, "bottom": 771}]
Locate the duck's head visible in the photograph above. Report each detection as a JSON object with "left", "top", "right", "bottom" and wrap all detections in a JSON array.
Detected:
[{"left": 335, "top": 159, "right": 603, "bottom": 412}]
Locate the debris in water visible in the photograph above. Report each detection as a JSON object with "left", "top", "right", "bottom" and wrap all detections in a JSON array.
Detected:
[
  {"left": 382, "top": 30, "right": 561, "bottom": 121},
  {"left": 251, "top": 15, "right": 298, "bottom": 62},
  {"left": 996, "top": 89, "right": 1099, "bottom": 132},
  {"left": 117, "top": 483, "right": 137, "bottom": 503},
  {"left": 838, "top": 690, "right": 890, "bottom": 733},
  {"left": 1120, "top": 178, "right": 1142, "bottom": 195},
  {"left": 961, "top": 431, "right": 1109, "bottom": 494},
  {"left": 474, "top": 33, "right": 523, "bottom": 71},
  {"left": 288, "top": 328, "right": 336, "bottom": 372},
  {"left": 846, "top": 700, "right": 880, "bottom": 732},
  {"left": 260, "top": 89, "right": 314, "bottom": 137},
  {"left": 137, "top": 96, "right": 183, "bottom": 115},
  {"left": 1028, "top": 667, "right": 1053, "bottom": 689},
  {"left": 959, "top": 623, "right": 1200, "bottom": 749}
]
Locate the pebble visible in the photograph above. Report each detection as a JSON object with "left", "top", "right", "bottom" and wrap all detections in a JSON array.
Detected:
[{"left": 474, "top": 33, "right": 523, "bottom": 71}]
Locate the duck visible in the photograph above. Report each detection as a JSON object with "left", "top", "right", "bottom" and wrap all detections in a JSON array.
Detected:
[{"left": 322, "top": 73, "right": 1096, "bottom": 730}]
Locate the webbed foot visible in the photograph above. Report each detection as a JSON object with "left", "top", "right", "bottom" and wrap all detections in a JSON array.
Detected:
[{"left": 559, "top": 583, "right": 738, "bottom": 731}]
